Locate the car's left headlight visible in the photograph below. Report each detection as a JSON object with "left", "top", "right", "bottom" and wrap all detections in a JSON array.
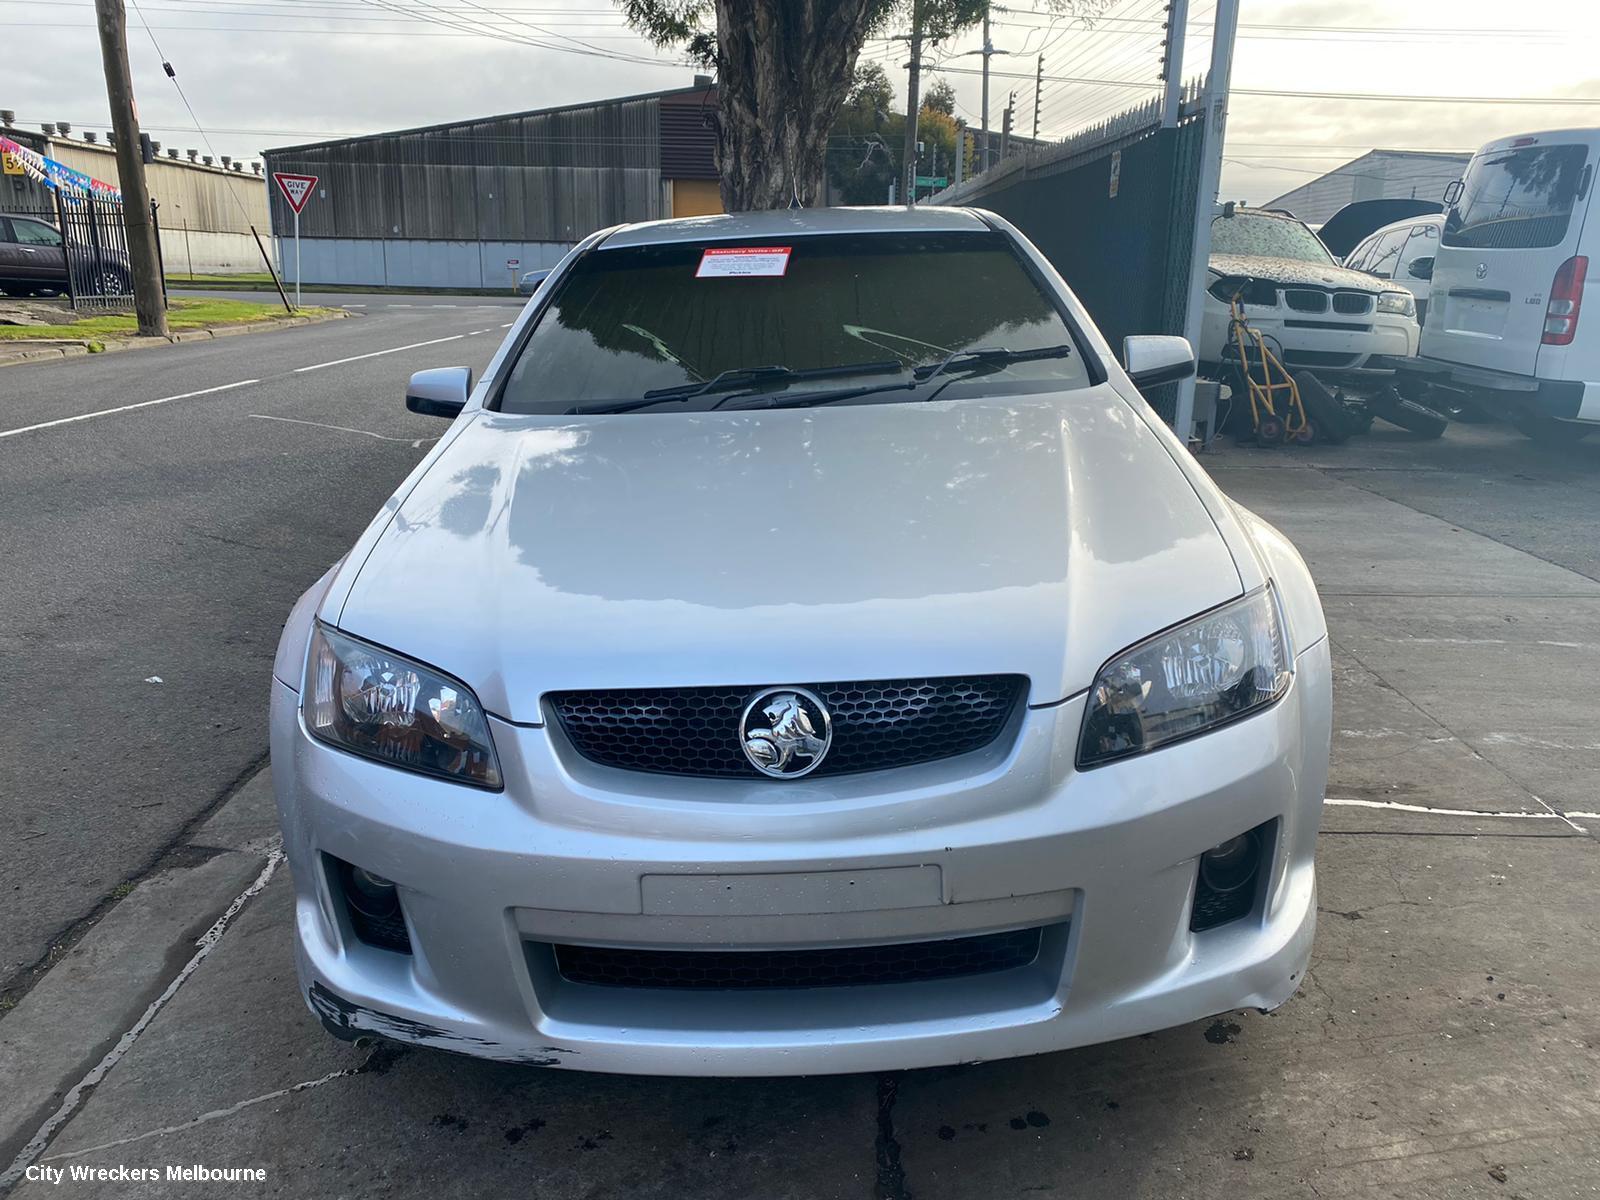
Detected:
[
  {"left": 1078, "top": 587, "right": 1291, "bottom": 769},
  {"left": 1377, "top": 290, "right": 1416, "bottom": 317},
  {"left": 303, "top": 623, "right": 503, "bottom": 789}
]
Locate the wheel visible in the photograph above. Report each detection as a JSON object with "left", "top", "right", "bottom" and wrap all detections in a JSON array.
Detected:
[
  {"left": 1255, "top": 415, "right": 1286, "bottom": 447},
  {"left": 1515, "top": 416, "right": 1594, "bottom": 444},
  {"left": 1365, "top": 387, "right": 1448, "bottom": 438},
  {"left": 1291, "top": 422, "right": 1316, "bottom": 445},
  {"left": 91, "top": 266, "right": 129, "bottom": 296}
]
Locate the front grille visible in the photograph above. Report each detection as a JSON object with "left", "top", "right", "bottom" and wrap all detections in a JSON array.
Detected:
[
  {"left": 553, "top": 927, "right": 1045, "bottom": 989},
  {"left": 1282, "top": 289, "right": 1329, "bottom": 313},
  {"left": 549, "top": 676, "right": 1026, "bottom": 779},
  {"left": 1332, "top": 291, "right": 1374, "bottom": 314}
]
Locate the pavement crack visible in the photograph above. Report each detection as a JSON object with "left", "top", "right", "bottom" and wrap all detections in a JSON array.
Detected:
[
  {"left": 0, "top": 752, "right": 270, "bottom": 1006},
  {"left": 0, "top": 844, "right": 284, "bottom": 1192},
  {"left": 35, "top": 1044, "right": 404, "bottom": 1165},
  {"left": 873, "top": 1073, "right": 910, "bottom": 1200}
]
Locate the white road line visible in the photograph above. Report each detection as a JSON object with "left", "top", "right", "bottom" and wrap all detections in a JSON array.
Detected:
[
  {"left": 0, "top": 380, "right": 260, "bottom": 441},
  {"left": 1325, "top": 796, "right": 1598, "bottom": 824},
  {"left": 0, "top": 846, "right": 284, "bottom": 1191},
  {"left": 249, "top": 414, "right": 439, "bottom": 446},
  {"left": 293, "top": 334, "right": 466, "bottom": 373},
  {"left": 501, "top": 322, "right": 515, "bottom": 328}
]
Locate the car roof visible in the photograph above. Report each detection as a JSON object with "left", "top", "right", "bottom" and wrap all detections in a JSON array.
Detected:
[{"left": 599, "top": 206, "right": 993, "bottom": 248}]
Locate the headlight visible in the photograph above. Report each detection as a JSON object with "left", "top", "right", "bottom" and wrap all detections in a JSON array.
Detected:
[
  {"left": 1078, "top": 587, "right": 1291, "bottom": 769},
  {"left": 304, "top": 623, "right": 502, "bottom": 789},
  {"left": 1377, "top": 291, "right": 1416, "bottom": 317}
]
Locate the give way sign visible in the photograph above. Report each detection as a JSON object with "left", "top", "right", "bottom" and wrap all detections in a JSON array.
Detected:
[{"left": 272, "top": 172, "right": 318, "bottom": 214}]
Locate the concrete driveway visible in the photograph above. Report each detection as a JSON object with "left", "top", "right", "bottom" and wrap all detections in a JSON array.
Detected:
[{"left": 4, "top": 424, "right": 1599, "bottom": 1198}]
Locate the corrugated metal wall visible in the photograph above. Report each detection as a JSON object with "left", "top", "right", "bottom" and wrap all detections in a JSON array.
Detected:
[{"left": 264, "top": 95, "right": 666, "bottom": 242}]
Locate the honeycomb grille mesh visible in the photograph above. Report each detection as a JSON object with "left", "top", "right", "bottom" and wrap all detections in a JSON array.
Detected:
[
  {"left": 552, "top": 927, "right": 1044, "bottom": 989},
  {"left": 548, "top": 676, "right": 1025, "bottom": 779}
]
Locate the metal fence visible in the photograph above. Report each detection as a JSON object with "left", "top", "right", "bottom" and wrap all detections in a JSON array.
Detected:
[
  {"left": 930, "top": 91, "right": 1205, "bottom": 420},
  {"left": 8, "top": 196, "right": 160, "bottom": 311}
]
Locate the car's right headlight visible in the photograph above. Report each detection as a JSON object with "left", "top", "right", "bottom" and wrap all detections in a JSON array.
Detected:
[
  {"left": 1077, "top": 587, "right": 1291, "bottom": 769},
  {"left": 303, "top": 623, "right": 502, "bottom": 789}
]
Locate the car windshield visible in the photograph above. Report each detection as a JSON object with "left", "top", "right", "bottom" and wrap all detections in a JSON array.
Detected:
[
  {"left": 1210, "top": 213, "right": 1335, "bottom": 265},
  {"left": 1443, "top": 143, "right": 1589, "bottom": 250},
  {"left": 496, "top": 230, "right": 1091, "bottom": 413}
]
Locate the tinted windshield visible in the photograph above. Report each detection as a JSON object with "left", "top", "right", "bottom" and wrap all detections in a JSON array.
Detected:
[
  {"left": 1210, "top": 213, "right": 1335, "bottom": 265},
  {"left": 1443, "top": 143, "right": 1589, "bottom": 250},
  {"left": 497, "top": 231, "right": 1091, "bottom": 413}
]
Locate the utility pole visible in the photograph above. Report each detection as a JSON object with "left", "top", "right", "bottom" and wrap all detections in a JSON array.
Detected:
[
  {"left": 980, "top": 4, "right": 992, "bottom": 172},
  {"left": 93, "top": 0, "right": 167, "bottom": 337},
  {"left": 999, "top": 93, "right": 1014, "bottom": 161},
  {"left": 902, "top": 0, "right": 924, "bottom": 206},
  {"left": 1173, "top": 0, "right": 1240, "bottom": 445},
  {"left": 1033, "top": 54, "right": 1044, "bottom": 140}
]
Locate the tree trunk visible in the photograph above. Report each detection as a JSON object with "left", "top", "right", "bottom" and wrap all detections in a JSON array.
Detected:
[{"left": 714, "top": 0, "right": 875, "bottom": 211}]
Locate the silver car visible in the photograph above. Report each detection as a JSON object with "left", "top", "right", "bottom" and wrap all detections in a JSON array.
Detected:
[{"left": 271, "top": 207, "right": 1331, "bottom": 1076}]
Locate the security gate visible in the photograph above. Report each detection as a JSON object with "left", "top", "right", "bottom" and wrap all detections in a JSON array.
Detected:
[{"left": 51, "top": 192, "right": 161, "bottom": 312}]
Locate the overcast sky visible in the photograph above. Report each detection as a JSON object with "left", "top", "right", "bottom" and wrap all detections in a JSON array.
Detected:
[{"left": 5, "top": 0, "right": 1598, "bottom": 204}]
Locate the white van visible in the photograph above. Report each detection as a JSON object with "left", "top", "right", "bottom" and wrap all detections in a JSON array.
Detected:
[
  {"left": 1345, "top": 214, "right": 1443, "bottom": 325},
  {"left": 1400, "top": 128, "right": 1598, "bottom": 439}
]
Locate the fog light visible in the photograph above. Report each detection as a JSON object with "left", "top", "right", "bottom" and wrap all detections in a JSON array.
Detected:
[
  {"left": 1199, "top": 833, "right": 1258, "bottom": 894},
  {"left": 346, "top": 867, "right": 399, "bottom": 916},
  {"left": 329, "top": 857, "right": 412, "bottom": 954}
]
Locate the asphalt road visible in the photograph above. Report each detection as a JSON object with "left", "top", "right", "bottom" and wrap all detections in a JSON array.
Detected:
[{"left": 0, "top": 298, "right": 524, "bottom": 990}]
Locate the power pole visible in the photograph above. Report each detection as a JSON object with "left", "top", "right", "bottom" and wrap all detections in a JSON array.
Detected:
[
  {"left": 999, "top": 93, "right": 1014, "bottom": 161},
  {"left": 979, "top": 4, "right": 992, "bottom": 172},
  {"left": 1033, "top": 54, "right": 1044, "bottom": 140},
  {"left": 902, "top": 0, "right": 924, "bottom": 206},
  {"left": 93, "top": 0, "right": 167, "bottom": 337}
]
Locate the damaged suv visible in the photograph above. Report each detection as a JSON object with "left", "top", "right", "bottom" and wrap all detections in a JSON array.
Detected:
[{"left": 1198, "top": 206, "right": 1420, "bottom": 381}]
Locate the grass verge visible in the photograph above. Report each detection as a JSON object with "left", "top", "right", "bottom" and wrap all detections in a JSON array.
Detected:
[{"left": 0, "top": 297, "right": 334, "bottom": 343}]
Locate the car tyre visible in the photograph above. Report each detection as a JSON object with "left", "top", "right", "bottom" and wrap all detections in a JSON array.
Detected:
[{"left": 1366, "top": 386, "right": 1448, "bottom": 439}]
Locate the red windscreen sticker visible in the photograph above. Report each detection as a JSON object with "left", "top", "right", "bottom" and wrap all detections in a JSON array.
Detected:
[{"left": 696, "top": 246, "right": 792, "bottom": 277}]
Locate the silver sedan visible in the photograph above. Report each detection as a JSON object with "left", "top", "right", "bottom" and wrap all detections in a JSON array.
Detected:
[{"left": 271, "top": 206, "right": 1331, "bottom": 1075}]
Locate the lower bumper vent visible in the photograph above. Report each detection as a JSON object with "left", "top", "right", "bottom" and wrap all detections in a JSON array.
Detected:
[{"left": 553, "top": 927, "right": 1044, "bottom": 990}]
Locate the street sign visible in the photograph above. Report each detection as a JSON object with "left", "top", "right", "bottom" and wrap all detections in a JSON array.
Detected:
[
  {"left": 914, "top": 175, "right": 948, "bottom": 189},
  {"left": 272, "top": 172, "right": 317, "bottom": 214},
  {"left": 271, "top": 173, "right": 318, "bottom": 309},
  {"left": 506, "top": 258, "right": 520, "bottom": 267}
]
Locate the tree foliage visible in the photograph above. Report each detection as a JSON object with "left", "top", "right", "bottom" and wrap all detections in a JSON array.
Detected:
[{"left": 618, "top": 0, "right": 1114, "bottom": 210}]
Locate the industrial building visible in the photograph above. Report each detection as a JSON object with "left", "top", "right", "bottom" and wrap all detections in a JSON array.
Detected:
[
  {"left": 261, "top": 79, "right": 722, "bottom": 289},
  {"left": 0, "top": 118, "right": 272, "bottom": 274},
  {"left": 1265, "top": 148, "right": 1470, "bottom": 225}
]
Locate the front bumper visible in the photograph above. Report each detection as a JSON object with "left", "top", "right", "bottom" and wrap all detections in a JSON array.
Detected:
[{"left": 270, "top": 639, "right": 1331, "bottom": 1076}]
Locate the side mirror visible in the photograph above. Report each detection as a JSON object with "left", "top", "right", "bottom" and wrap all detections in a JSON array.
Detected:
[
  {"left": 1442, "top": 179, "right": 1464, "bottom": 206},
  {"left": 406, "top": 366, "right": 472, "bottom": 419},
  {"left": 1407, "top": 257, "right": 1434, "bottom": 281},
  {"left": 1123, "top": 335, "right": 1196, "bottom": 389}
]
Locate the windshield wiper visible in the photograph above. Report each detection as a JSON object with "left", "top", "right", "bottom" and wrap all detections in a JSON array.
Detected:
[
  {"left": 566, "top": 360, "right": 904, "bottom": 415},
  {"left": 723, "top": 344, "right": 1075, "bottom": 412}
]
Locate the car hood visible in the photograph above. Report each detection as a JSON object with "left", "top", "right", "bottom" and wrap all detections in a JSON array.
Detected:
[
  {"left": 336, "top": 389, "right": 1242, "bottom": 720},
  {"left": 1209, "top": 252, "right": 1387, "bottom": 292}
]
